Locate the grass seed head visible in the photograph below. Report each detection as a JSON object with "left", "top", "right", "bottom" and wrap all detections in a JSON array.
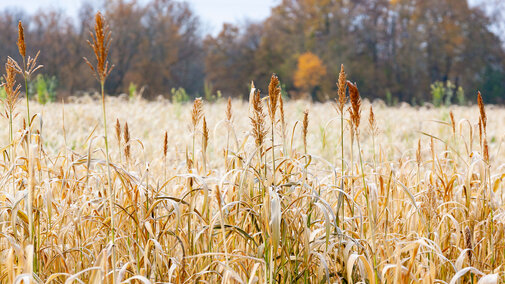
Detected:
[
  {"left": 477, "top": 91, "right": 486, "bottom": 132},
  {"left": 163, "top": 131, "right": 168, "bottom": 157},
  {"left": 449, "top": 111, "right": 455, "bottom": 135},
  {"left": 17, "top": 21, "right": 26, "bottom": 58},
  {"left": 124, "top": 122, "right": 130, "bottom": 160},
  {"left": 368, "top": 105, "right": 377, "bottom": 135},
  {"left": 115, "top": 119, "right": 121, "bottom": 143},
  {"left": 202, "top": 116, "right": 209, "bottom": 153},
  {"left": 226, "top": 97, "right": 232, "bottom": 122},
  {"left": 3, "top": 58, "right": 21, "bottom": 113},
  {"left": 84, "top": 12, "right": 114, "bottom": 83},
  {"left": 465, "top": 226, "right": 472, "bottom": 265},
  {"left": 483, "top": 139, "right": 489, "bottom": 164},
  {"left": 248, "top": 81, "right": 256, "bottom": 111},
  {"left": 191, "top": 98, "right": 203, "bottom": 129},
  {"left": 268, "top": 74, "right": 280, "bottom": 121},
  {"left": 303, "top": 109, "right": 308, "bottom": 152},
  {"left": 347, "top": 80, "right": 361, "bottom": 132},
  {"left": 337, "top": 64, "right": 347, "bottom": 113},
  {"left": 250, "top": 89, "right": 267, "bottom": 148}
]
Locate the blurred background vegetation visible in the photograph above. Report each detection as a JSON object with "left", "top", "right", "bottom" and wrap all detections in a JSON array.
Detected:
[{"left": 0, "top": 0, "right": 504, "bottom": 104}]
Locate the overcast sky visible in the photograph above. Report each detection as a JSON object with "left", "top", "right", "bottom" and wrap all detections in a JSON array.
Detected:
[
  {"left": 1, "top": 0, "right": 278, "bottom": 35},
  {"left": 1, "top": 0, "right": 491, "bottom": 37}
]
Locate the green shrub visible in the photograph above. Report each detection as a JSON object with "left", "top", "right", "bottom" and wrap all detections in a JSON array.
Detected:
[
  {"left": 203, "top": 80, "right": 223, "bottom": 102},
  {"left": 430, "top": 80, "right": 464, "bottom": 107},
  {"left": 456, "top": 86, "right": 465, "bottom": 105},
  {"left": 128, "top": 82, "right": 138, "bottom": 100},
  {"left": 204, "top": 80, "right": 213, "bottom": 101},
  {"left": 36, "top": 74, "right": 47, "bottom": 104},
  {"left": 430, "top": 81, "right": 444, "bottom": 107},
  {"left": 34, "top": 74, "right": 57, "bottom": 104},
  {"left": 280, "top": 83, "right": 288, "bottom": 100},
  {"left": 444, "top": 81, "right": 454, "bottom": 106},
  {"left": 385, "top": 89, "right": 397, "bottom": 106},
  {"left": 171, "top": 87, "right": 190, "bottom": 104}
]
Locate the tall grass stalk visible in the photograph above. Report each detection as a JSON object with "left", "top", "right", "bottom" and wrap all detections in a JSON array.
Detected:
[
  {"left": 225, "top": 97, "right": 232, "bottom": 170},
  {"left": 335, "top": 64, "right": 347, "bottom": 228},
  {"left": 15, "top": 21, "right": 44, "bottom": 274},
  {"left": 348, "top": 81, "right": 378, "bottom": 283},
  {"left": 84, "top": 12, "right": 116, "bottom": 283},
  {"left": 268, "top": 74, "right": 280, "bottom": 185},
  {"left": 3, "top": 58, "right": 20, "bottom": 197}
]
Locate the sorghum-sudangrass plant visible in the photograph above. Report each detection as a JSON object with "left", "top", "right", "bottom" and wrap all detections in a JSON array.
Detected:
[
  {"left": 0, "top": 92, "right": 504, "bottom": 283},
  {"left": 1, "top": 11, "right": 505, "bottom": 284},
  {"left": 7, "top": 22, "right": 44, "bottom": 275},
  {"left": 83, "top": 11, "right": 116, "bottom": 282},
  {"left": 335, "top": 64, "right": 347, "bottom": 229},
  {"left": 13, "top": 21, "right": 43, "bottom": 130}
]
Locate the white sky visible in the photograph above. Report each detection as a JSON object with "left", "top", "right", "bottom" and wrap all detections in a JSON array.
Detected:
[
  {"left": 0, "top": 0, "right": 278, "bottom": 35},
  {"left": 0, "top": 0, "right": 490, "bottom": 37}
]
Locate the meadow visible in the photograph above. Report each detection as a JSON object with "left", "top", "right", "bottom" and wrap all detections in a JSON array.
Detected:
[
  {"left": 1, "top": 12, "right": 504, "bottom": 284},
  {"left": 0, "top": 94, "right": 504, "bottom": 283}
]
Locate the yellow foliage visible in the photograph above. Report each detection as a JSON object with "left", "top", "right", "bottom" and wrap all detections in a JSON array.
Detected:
[{"left": 293, "top": 52, "right": 327, "bottom": 91}]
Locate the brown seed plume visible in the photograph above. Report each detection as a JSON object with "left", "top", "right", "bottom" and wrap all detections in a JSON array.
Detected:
[
  {"left": 464, "top": 226, "right": 472, "bottom": 265},
  {"left": 84, "top": 12, "right": 114, "bottom": 83},
  {"left": 202, "top": 117, "right": 209, "bottom": 153},
  {"left": 163, "top": 131, "right": 168, "bottom": 157},
  {"left": 248, "top": 81, "right": 256, "bottom": 111},
  {"left": 449, "top": 111, "right": 455, "bottom": 135},
  {"left": 368, "top": 105, "right": 377, "bottom": 135},
  {"left": 347, "top": 81, "right": 361, "bottom": 132},
  {"left": 250, "top": 89, "right": 267, "bottom": 148},
  {"left": 215, "top": 184, "right": 222, "bottom": 206},
  {"left": 268, "top": 74, "right": 281, "bottom": 121},
  {"left": 302, "top": 109, "right": 309, "bottom": 153},
  {"left": 115, "top": 119, "right": 121, "bottom": 144},
  {"left": 17, "top": 21, "right": 26, "bottom": 58},
  {"left": 2, "top": 58, "right": 21, "bottom": 113},
  {"left": 124, "top": 122, "right": 130, "bottom": 160},
  {"left": 336, "top": 64, "right": 347, "bottom": 113},
  {"left": 226, "top": 97, "right": 232, "bottom": 122},
  {"left": 483, "top": 139, "right": 489, "bottom": 164},
  {"left": 191, "top": 98, "right": 203, "bottom": 128},
  {"left": 477, "top": 91, "right": 486, "bottom": 132}
]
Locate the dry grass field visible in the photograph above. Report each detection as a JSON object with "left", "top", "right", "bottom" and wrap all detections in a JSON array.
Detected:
[
  {"left": 1, "top": 12, "right": 504, "bottom": 284},
  {"left": 0, "top": 94, "right": 504, "bottom": 283}
]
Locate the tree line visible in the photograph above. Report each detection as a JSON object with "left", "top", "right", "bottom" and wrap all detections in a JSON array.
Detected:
[{"left": 1, "top": 0, "right": 504, "bottom": 103}]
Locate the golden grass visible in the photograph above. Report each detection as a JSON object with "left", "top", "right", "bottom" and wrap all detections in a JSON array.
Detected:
[
  {"left": 0, "top": 95, "right": 504, "bottom": 283},
  {"left": 0, "top": 11, "right": 502, "bottom": 284}
]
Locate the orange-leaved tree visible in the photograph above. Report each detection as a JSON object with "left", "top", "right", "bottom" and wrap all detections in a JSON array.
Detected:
[{"left": 293, "top": 52, "right": 327, "bottom": 98}]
